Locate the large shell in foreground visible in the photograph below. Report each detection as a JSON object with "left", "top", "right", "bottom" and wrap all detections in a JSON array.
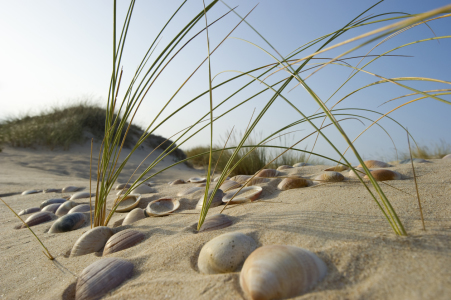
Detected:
[
  {"left": 123, "top": 208, "right": 148, "bottom": 225},
  {"left": 146, "top": 198, "right": 180, "bottom": 216},
  {"left": 41, "top": 203, "right": 63, "bottom": 213},
  {"left": 255, "top": 169, "right": 279, "bottom": 178},
  {"left": 70, "top": 192, "right": 95, "bottom": 200},
  {"left": 103, "top": 229, "right": 145, "bottom": 256},
  {"left": 314, "top": 171, "right": 345, "bottom": 183},
  {"left": 324, "top": 165, "right": 349, "bottom": 172},
  {"left": 357, "top": 160, "right": 392, "bottom": 168},
  {"left": 196, "top": 189, "right": 224, "bottom": 210},
  {"left": 75, "top": 257, "right": 133, "bottom": 300},
  {"left": 198, "top": 214, "right": 233, "bottom": 233},
  {"left": 177, "top": 187, "right": 204, "bottom": 197},
  {"left": 68, "top": 204, "right": 92, "bottom": 214},
  {"left": 277, "top": 177, "right": 309, "bottom": 190},
  {"left": 18, "top": 207, "right": 40, "bottom": 216},
  {"left": 55, "top": 200, "right": 79, "bottom": 217},
  {"left": 48, "top": 212, "right": 87, "bottom": 233},
  {"left": 114, "top": 194, "right": 142, "bottom": 213},
  {"left": 198, "top": 232, "right": 258, "bottom": 274},
  {"left": 21, "top": 189, "right": 41, "bottom": 195},
  {"left": 230, "top": 175, "right": 252, "bottom": 184},
  {"left": 240, "top": 245, "right": 327, "bottom": 300},
  {"left": 62, "top": 186, "right": 82, "bottom": 193},
  {"left": 40, "top": 198, "right": 66, "bottom": 209},
  {"left": 71, "top": 226, "right": 114, "bottom": 257},
  {"left": 364, "top": 169, "right": 402, "bottom": 181},
  {"left": 222, "top": 186, "right": 263, "bottom": 204},
  {"left": 21, "top": 211, "right": 58, "bottom": 228}
]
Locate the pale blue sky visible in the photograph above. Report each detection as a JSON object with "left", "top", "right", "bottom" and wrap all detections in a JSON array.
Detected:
[{"left": 1, "top": 1, "right": 450, "bottom": 163}]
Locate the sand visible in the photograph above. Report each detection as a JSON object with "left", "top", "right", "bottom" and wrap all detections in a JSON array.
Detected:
[{"left": 0, "top": 143, "right": 450, "bottom": 300}]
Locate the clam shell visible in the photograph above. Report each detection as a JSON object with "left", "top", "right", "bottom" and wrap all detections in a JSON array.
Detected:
[
  {"left": 21, "top": 211, "right": 58, "bottom": 228},
  {"left": 277, "top": 177, "right": 309, "bottom": 190},
  {"left": 21, "top": 189, "right": 41, "bottom": 195},
  {"left": 324, "top": 165, "right": 349, "bottom": 172},
  {"left": 18, "top": 207, "right": 41, "bottom": 216},
  {"left": 41, "top": 203, "right": 63, "bottom": 213},
  {"left": 364, "top": 169, "right": 402, "bottom": 181},
  {"left": 314, "top": 171, "right": 345, "bottom": 182},
  {"left": 75, "top": 257, "right": 133, "bottom": 300},
  {"left": 114, "top": 194, "right": 142, "bottom": 213},
  {"left": 245, "top": 177, "right": 270, "bottom": 186},
  {"left": 169, "top": 179, "right": 186, "bottom": 185},
  {"left": 188, "top": 177, "right": 207, "bottom": 183},
  {"left": 48, "top": 212, "right": 87, "bottom": 233},
  {"left": 443, "top": 154, "right": 451, "bottom": 159},
  {"left": 255, "top": 169, "right": 279, "bottom": 178},
  {"left": 103, "top": 229, "right": 145, "bottom": 256},
  {"left": 146, "top": 198, "right": 180, "bottom": 216},
  {"left": 399, "top": 158, "right": 430, "bottom": 164},
  {"left": 219, "top": 180, "right": 241, "bottom": 192},
  {"left": 196, "top": 189, "right": 224, "bottom": 210},
  {"left": 177, "top": 186, "right": 204, "bottom": 197},
  {"left": 198, "top": 232, "right": 258, "bottom": 274},
  {"left": 198, "top": 214, "right": 233, "bottom": 233},
  {"left": 68, "top": 204, "right": 92, "bottom": 214},
  {"left": 293, "top": 162, "right": 312, "bottom": 167},
  {"left": 115, "top": 183, "right": 131, "bottom": 190},
  {"left": 357, "top": 160, "right": 392, "bottom": 168},
  {"left": 40, "top": 198, "right": 66, "bottom": 209},
  {"left": 123, "top": 208, "right": 148, "bottom": 225},
  {"left": 55, "top": 200, "right": 79, "bottom": 217},
  {"left": 240, "top": 245, "right": 327, "bottom": 300},
  {"left": 62, "top": 186, "right": 82, "bottom": 193},
  {"left": 43, "top": 188, "right": 62, "bottom": 193},
  {"left": 230, "top": 175, "right": 252, "bottom": 184},
  {"left": 71, "top": 226, "right": 114, "bottom": 257},
  {"left": 70, "top": 192, "right": 95, "bottom": 200},
  {"left": 276, "top": 165, "right": 293, "bottom": 171},
  {"left": 222, "top": 186, "right": 263, "bottom": 204}
]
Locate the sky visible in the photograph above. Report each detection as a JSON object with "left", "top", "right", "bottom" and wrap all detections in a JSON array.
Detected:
[{"left": 1, "top": 0, "right": 451, "bottom": 163}]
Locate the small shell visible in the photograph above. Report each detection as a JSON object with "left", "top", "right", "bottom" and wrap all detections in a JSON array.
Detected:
[
  {"left": 146, "top": 198, "right": 180, "bottom": 216},
  {"left": 21, "top": 211, "right": 58, "bottom": 228},
  {"left": 68, "top": 204, "right": 92, "bottom": 214},
  {"left": 198, "top": 214, "right": 233, "bottom": 233},
  {"left": 357, "top": 160, "right": 392, "bottom": 168},
  {"left": 177, "top": 186, "right": 204, "bottom": 197},
  {"left": 71, "top": 226, "right": 114, "bottom": 257},
  {"left": 43, "top": 188, "right": 62, "bottom": 193},
  {"left": 314, "top": 171, "right": 345, "bottom": 182},
  {"left": 245, "top": 177, "right": 270, "bottom": 186},
  {"left": 293, "top": 162, "right": 312, "bottom": 167},
  {"left": 18, "top": 207, "right": 41, "bottom": 216},
  {"left": 21, "top": 189, "right": 41, "bottom": 195},
  {"left": 443, "top": 154, "right": 451, "bottom": 160},
  {"left": 219, "top": 180, "right": 241, "bottom": 192},
  {"left": 123, "top": 208, "right": 148, "bottom": 225},
  {"left": 255, "top": 169, "right": 279, "bottom": 178},
  {"left": 240, "top": 245, "right": 327, "bottom": 300},
  {"left": 115, "top": 183, "right": 131, "bottom": 190},
  {"left": 55, "top": 201, "right": 79, "bottom": 217},
  {"left": 230, "top": 175, "right": 252, "bottom": 184},
  {"left": 324, "top": 165, "right": 349, "bottom": 172},
  {"left": 198, "top": 232, "right": 258, "bottom": 274},
  {"left": 169, "top": 179, "right": 186, "bottom": 185},
  {"left": 48, "top": 212, "right": 87, "bottom": 233},
  {"left": 196, "top": 189, "right": 224, "bottom": 210},
  {"left": 62, "top": 186, "right": 82, "bottom": 193},
  {"left": 276, "top": 165, "right": 293, "bottom": 171},
  {"left": 70, "top": 192, "right": 95, "bottom": 200},
  {"left": 114, "top": 194, "right": 142, "bottom": 213},
  {"left": 399, "top": 158, "right": 430, "bottom": 164},
  {"left": 75, "top": 257, "right": 134, "bottom": 300},
  {"left": 213, "top": 176, "right": 230, "bottom": 182},
  {"left": 347, "top": 167, "right": 367, "bottom": 179},
  {"left": 41, "top": 203, "right": 63, "bottom": 213},
  {"left": 364, "top": 169, "right": 402, "bottom": 181},
  {"left": 277, "top": 177, "right": 309, "bottom": 190},
  {"left": 132, "top": 184, "right": 154, "bottom": 194},
  {"left": 40, "top": 198, "right": 66, "bottom": 209},
  {"left": 222, "top": 186, "right": 263, "bottom": 204},
  {"left": 103, "top": 229, "right": 145, "bottom": 256},
  {"left": 188, "top": 177, "right": 207, "bottom": 183}
]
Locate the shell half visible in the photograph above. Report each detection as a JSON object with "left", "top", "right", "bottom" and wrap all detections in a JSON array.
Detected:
[
  {"left": 196, "top": 189, "right": 224, "bottom": 210},
  {"left": 114, "top": 194, "right": 142, "bottom": 213},
  {"left": 70, "top": 192, "right": 95, "bottom": 200},
  {"left": 40, "top": 198, "right": 66, "bottom": 209},
  {"left": 198, "top": 214, "right": 233, "bottom": 233},
  {"left": 314, "top": 171, "right": 345, "bottom": 183},
  {"left": 364, "top": 169, "right": 402, "bottom": 181},
  {"left": 255, "top": 169, "right": 279, "bottom": 178},
  {"left": 71, "top": 226, "right": 114, "bottom": 257},
  {"left": 48, "top": 212, "right": 87, "bottom": 233},
  {"left": 55, "top": 201, "right": 78, "bottom": 217},
  {"left": 18, "top": 207, "right": 40, "bottom": 216},
  {"left": 123, "top": 208, "right": 148, "bottom": 225},
  {"left": 103, "top": 229, "right": 145, "bottom": 256},
  {"left": 21, "top": 211, "right": 57, "bottom": 228},
  {"left": 357, "top": 160, "right": 392, "bottom": 168},
  {"left": 222, "top": 186, "right": 263, "bottom": 204},
  {"left": 277, "top": 177, "right": 309, "bottom": 190},
  {"left": 145, "top": 198, "right": 180, "bottom": 216}
]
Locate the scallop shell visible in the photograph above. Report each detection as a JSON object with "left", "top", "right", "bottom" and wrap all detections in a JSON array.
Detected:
[
  {"left": 48, "top": 212, "right": 87, "bottom": 233},
  {"left": 230, "top": 175, "right": 252, "bottom": 184},
  {"left": 293, "top": 162, "right": 312, "bottom": 167},
  {"left": 68, "top": 204, "right": 92, "bottom": 214},
  {"left": 245, "top": 177, "right": 270, "bottom": 186},
  {"left": 314, "top": 171, "right": 345, "bottom": 182},
  {"left": 75, "top": 257, "right": 134, "bottom": 300},
  {"left": 71, "top": 226, "right": 114, "bottom": 257},
  {"left": 62, "top": 186, "right": 82, "bottom": 193},
  {"left": 364, "top": 169, "right": 402, "bottom": 181},
  {"left": 324, "top": 165, "right": 349, "bottom": 172},
  {"left": 240, "top": 245, "right": 327, "bottom": 300},
  {"left": 114, "top": 194, "right": 142, "bottom": 213},
  {"left": 198, "top": 232, "right": 258, "bottom": 274},
  {"left": 146, "top": 198, "right": 180, "bottom": 216},
  {"left": 21, "top": 189, "right": 41, "bottom": 195},
  {"left": 169, "top": 179, "right": 186, "bottom": 185},
  {"left": 196, "top": 189, "right": 224, "bottom": 210},
  {"left": 43, "top": 188, "right": 62, "bottom": 193},
  {"left": 443, "top": 154, "right": 451, "bottom": 159},
  {"left": 177, "top": 187, "right": 204, "bottom": 197},
  {"left": 55, "top": 200, "right": 79, "bottom": 217},
  {"left": 198, "top": 214, "right": 233, "bottom": 233},
  {"left": 277, "top": 177, "right": 309, "bottom": 190},
  {"left": 357, "top": 160, "right": 392, "bottom": 168},
  {"left": 21, "top": 211, "right": 58, "bottom": 228},
  {"left": 103, "top": 229, "right": 145, "bottom": 256},
  {"left": 276, "top": 165, "right": 293, "bottom": 171},
  {"left": 222, "top": 186, "right": 263, "bottom": 204},
  {"left": 70, "top": 192, "right": 95, "bottom": 200},
  {"left": 188, "top": 177, "right": 207, "bottom": 183},
  {"left": 115, "top": 183, "right": 131, "bottom": 190},
  {"left": 40, "top": 198, "right": 66, "bottom": 209},
  {"left": 41, "top": 203, "right": 63, "bottom": 213},
  {"left": 18, "top": 207, "right": 40, "bottom": 216},
  {"left": 255, "top": 169, "right": 279, "bottom": 178},
  {"left": 399, "top": 158, "right": 430, "bottom": 164},
  {"left": 219, "top": 180, "right": 241, "bottom": 192},
  {"left": 123, "top": 208, "right": 148, "bottom": 225}
]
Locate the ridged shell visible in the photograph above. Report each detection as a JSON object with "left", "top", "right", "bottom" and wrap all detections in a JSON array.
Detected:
[
  {"left": 196, "top": 189, "right": 224, "bottom": 210},
  {"left": 364, "top": 169, "right": 402, "bottom": 181},
  {"left": 240, "top": 245, "right": 327, "bottom": 300},
  {"left": 230, "top": 175, "right": 252, "bottom": 184},
  {"left": 277, "top": 177, "right": 309, "bottom": 190},
  {"left": 71, "top": 226, "right": 114, "bottom": 257},
  {"left": 40, "top": 198, "right": 66, "bottom": 209},
  {"left": 198, "top": 214, "right": 233, "bottom": 233},
  {"left": 293, "top": 162, "right": 312, "bottom": 167},
  {"left": 219, "top": 180, "right": 241, "bottom": 192},
  {"left": 245, "top": 177, "right": 270, "bottom": 186},
  {"left": 169, "top": 179, "right": 186, "bottom": 185},
  {"left": 75, "top": 257, "right": 133, "bottom": 300},
  {"left": 324, "top": 165, "right": 349, "bottom": 172},
  {"left": 177, "top": 186, "right": 204, "bottom": 197},
  {"left": 115, "top": 183, "right": 131, "bottom": 190},
  {"left": 198, "top": 232, "right": 258, "bottom": 274},
  {"left": 123, "top": 208, "right": 148, "bottom": 225},
  {"left": 103, "top": 229, "right": 145, "bottom": 256},
  {"left": 21, "top": 211, "right": 58, "bottom": 228},
  {"left": 18, "top": 207, "right": 41, "bottom": 216},
  {"left": 347, "top": 167, "right": 367, "bottom": 179},
  {"left": 276, "top": 165, "right": 293, "bottom": 171},
  {"left": 62, "top": 186, "right": 81, "bottom": 193},
  {"left": 43, "top": 188, "right": 62, "bottom": 193},
  {"left": 48, "top": 212, "right": 87, "bottom": 233},
  {"left": 146, "top": 198, "right": 180, "bottom": 216},
  {"left": 357, "top": 160, "right": 392, "bottom": 168},
  {"left": 443, "top": 154, "right": 451, "bottom": 159},
  {"left": 314, "top": 171, "right": 345, "bottom": 182},
  {"left": 41, "top": 203, "right": 63, "bottom": 213},
  {"left": 21, "top": 189, "right": 41, "bottom": 195},
  {"left": 114, "top": 194, "right": 142, "bottom": 213},
  {"left": 399, "top": 158, "right": 430, "bottom": 164},
  {"left": 70, "top": 192, "right": 95, "bottom": 200},
  {"left": 68, "top": 204, "right": 92, "bottom": 214},
  {"left": 255, "top": 169, "right": 279, "bottom": 178},
  {"left": 188, "top": 177, "right": 207, "bottom": 183},
  {"left": 55, "top": 200, "right": 79, "bottom": 217},
  {"left": 222, "top": 186, "right": 263, "bottom": 204}
]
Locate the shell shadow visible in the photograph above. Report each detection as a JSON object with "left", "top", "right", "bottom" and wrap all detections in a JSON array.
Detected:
[{"left": 61, "top": 281, "right": 76, "bottom": 300}]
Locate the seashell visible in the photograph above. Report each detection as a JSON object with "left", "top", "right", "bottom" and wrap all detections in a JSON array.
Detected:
[
  {"left": 146, "top": 198, "right": 180, "bottom": 216},
  {"left": 70, "top": 192, "right": 95, "bottom": 200},
  {"left": 222, "top": 186, "right": 263, "bottom": 204},
  {"left": 114, "top": 194, "right": 142, "bottom": 213},
  {"left": 21, "top": 189, "right": 41, "bottom": 195},
  {"left": 188, "top": 177, "right": 207, "bottom": 183},
  {"left": 220, "top": 180, "right": 241, "bottom": 192},
  {"left": 364, "top": 169, "right": 402, "bottom": 181},
  {"left": 314, "top": 171, "right": 345, "bottom": 182},
  {"left": 196, "top": 182, "right": 219, "bottom": 188},
  {"left": 196, "top": 189, "right": 224, "bottom": 210},
  {"left": 40, "top": 198, "right": 66, "bottom": 209},
  {"left": 399, "top": 158, "right": 430, "bottom": 164},
  {"left": 213, "top": 176, "right": 230, "bottom": 182},
  {"left": 277, "top": 177, "right": 309, "bottom": 190},
  {"left": 41, "top": 203, "right": 63, "bottom": 213},
  {"left": 198, "top": 232, "right": 258, "bottom": 274},
  {"left": 18, "top": 207, "right": 40, "bottom": 216},
  {"left": 443, "top": 154, "right": 451, "bottom": 160},
  {"left": 21, "top": 211, "right": 58, "bottom": 228},
  {"left": 75, "top": 257, "right": 133, "bottom": 300},
  {"left": 276, "top": 165, "right": 294, "bottom": 171},
  {"left": 245, "top": 177, "right": 270, "bottom": 186},
  {"left": 169, "top": 179, "right": 186, "bottom": 185},
  {"left": 324, "top": 165, "right": 349, "bottom": 172},
  {"left": 240, "top": 245, "right": 327, "bottom": 300},
  {"left": 198, "top": 214, "right": 233, "bottom": 233},
  {"left": 123, "top": 208, "right": 148, "bottom": 225},
  {"left": 115, "top": 183, "right": 131, "bottom": 190},
  {"left": 347, "top": 167, "right": 367, "bottom": 179},
  {"left": 177, "top": 186, "right": 204, "bottom": 197},
  {"left": 68, "top": 204, "right": 92, "bottom": 214},
  {"left": 71, "top": 226, "right": 114, "bottom": 257},
  {"left": 293, "top": 162, "right": 312, "bottom": 167},
  {"left": 103, "top": 229, "right": 145, "bottom": 256},
  {"left": 132, "top": 184, "right": 154, "bottom": 194},
  {"left": 55, "top": 200, "right": 79, "bottom": 217},
  {"left": 62, "top": 186, "right": 82, "bottom": 193},
  {"left": 357, "top": 160, "right": 392, "bottom": 168},
  {"left": 255, "top": 169, "right": 279, "bottom": 178},
  {"left": 48, "top": 212, "right": 87, "bottom": 233},
  {"left": 43, "top": 188, "right": 62, "bottom": 193},
  {"left": 113, "top": 218, "right": 124, "bottom": 228},
  {"left": 230, "top": 175, "right": 252, "bottom": 184}
]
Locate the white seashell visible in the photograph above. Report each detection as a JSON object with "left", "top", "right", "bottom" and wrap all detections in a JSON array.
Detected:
[
  {"left": 103, "top": 229, "right": 145, "bottom": 256},
  {"left": 41, "top": 203, "right": 63, "bottom": 213},
  {"left": 145, "top": 198, "right": 180, "bottom": 216},
  {"left": 70, "top": 192, "right": 95, "bottom": 200},
  {"left": 240, "top": 245, "right": 327, "bottom": 300},
  {"left": 277, "top": 177, "right": 309, "bottom": 190},
  {"left": 219, "top": 180, "right": 241, "bottom": 192},
  {"left": 75, "top": 257, "right": 133, "bottom": 300},
  {"left": 255, "top": 169, "right": 279, "bottom": 178},
  {"left": 68, "top": 204, "right": 92, "bottom": 214},
  {"left": 196, "top": 189, "right": 224, "bottom": 210},
  {"left": 40, "top": 198, "right": 66, "bottom": 209},
  {"left": 442, "top": 154, "right": 451, "bottom": 160},
  {"left": 222, "top": 186, "right": 263, "bottom": 204},
  {"left": 62, "top": 186, "right": 82, "bottom": 193},
  {"left": 188, "top": 177, "right": 207, "bottom": 183},
  {"left": 55, "top": 200, "right": 78, "bottom": 217},
  {"left": 357, "top": 160, "right": 392, "bottom": 168},
  {"left": 177, "top": 187, "right": 204, "bottom": 197},
  {"left": 18, "top": 207, "right": 40, "bottom": 216},
  {"left": 364, "top": 169, "right": 402, "bottom": 181},
  {"left": 324, "top": 165, "right": 349, "bottom": 172},
  {"left": 22, "top": 189, "right": 41, "bottom": 195},
  {"left": 123, "top": 208, "right": 148, "bottom": 225},
  {"left": 293, "top": 162, "right": 312, "bottom": 167},
  {"left": 71, "top": 226, "right": 114, "bottom": 257},
  {"left": 114, "top": 194, "right": 142, "bottom": 213},
  {"left": 169, "top": 179, "right": 186, "bottom": 185},
  {"left": 48, "top": 212, "right": 87, "bottom": 233},
  {"left": 347, "top": 167, "right": 367, "bottom": 179},
  {"left": 314, "top": 171, "right": 345, "bottom": 182},
  {"left": 198, "top": 214, "right": 233, "bottom": 233},
  {"left": 230, "top": 175, "right": 252, "bottom": 184},
  {"left": 115, "top": 183, "right": 131, "bottom": 190},
  {"left": 198, "top": 232, "right": 258, "bottom": 274},
  {"left": 21, "top": 211, "right": 57, "bottom": 228}
]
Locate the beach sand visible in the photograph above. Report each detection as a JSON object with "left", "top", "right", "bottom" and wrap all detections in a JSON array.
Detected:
[{"left": 1, "top": 143, "right": 450, "bottom": 299}]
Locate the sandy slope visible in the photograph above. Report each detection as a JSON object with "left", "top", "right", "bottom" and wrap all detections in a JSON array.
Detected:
[{"left": 0, "top": 144, "right": 450, "bottom": 300}]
